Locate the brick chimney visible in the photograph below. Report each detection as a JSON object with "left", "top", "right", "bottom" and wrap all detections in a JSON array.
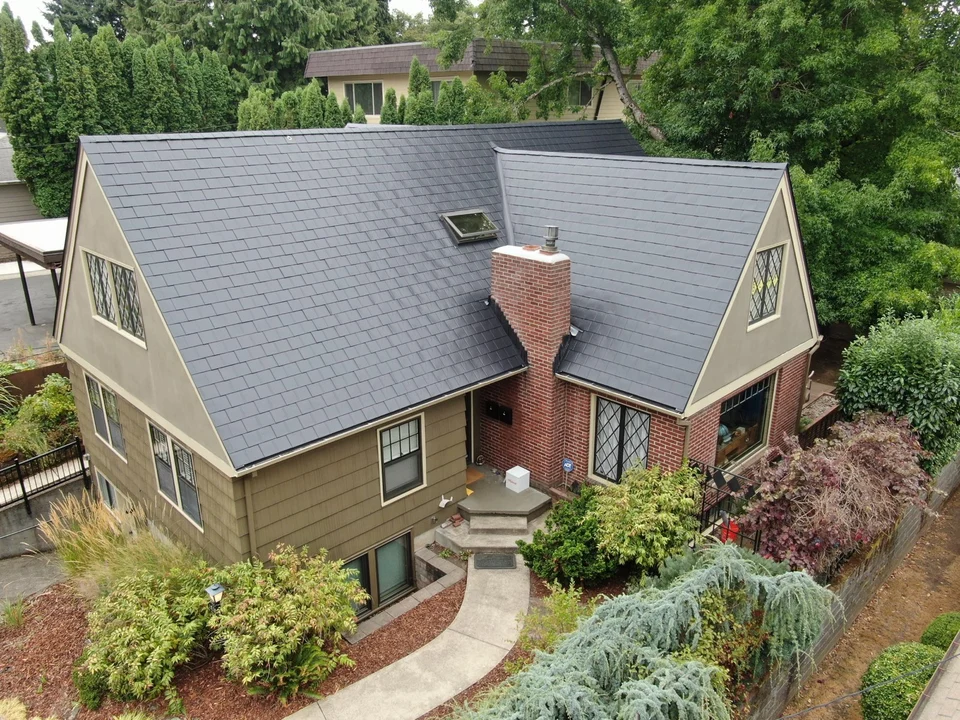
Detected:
[{"left": 487, "top": 235, "right": 571, "bottom": 489}]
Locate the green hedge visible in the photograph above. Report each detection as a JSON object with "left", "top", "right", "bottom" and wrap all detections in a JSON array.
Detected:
[
  {"left": 921, "top": 612, "right": 960, "bottom": 651},
  {"left": 861, "top": 642, "right": 943, "bottom": 720}
]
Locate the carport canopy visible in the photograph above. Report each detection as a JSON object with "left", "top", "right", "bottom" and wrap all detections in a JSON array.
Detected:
[{"left": 0, "top": 218, "right": 67, "bottom": 326}]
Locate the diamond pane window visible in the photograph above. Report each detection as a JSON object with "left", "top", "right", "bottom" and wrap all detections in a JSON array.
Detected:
[
  {"left": 111, "top": 264, "right": 145, "bottom": 340},
  {"left": 441, "top": 210, "right": 498, "bottom": 244},
  {"left": 85, "top": 252, "right": 115, "bottom": 322},
  {"left": 749, "top": 246, "right": 785, "bottom": 323},
  {"left": 592, "top": 397, "right": 650, "bottom": 482}
]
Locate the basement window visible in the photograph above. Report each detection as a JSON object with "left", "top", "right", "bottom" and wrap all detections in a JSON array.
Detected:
[{"left": 441, "top": 210, "right": 498, "bottom": 244}]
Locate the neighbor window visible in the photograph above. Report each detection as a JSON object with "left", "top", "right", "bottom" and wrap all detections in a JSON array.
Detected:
[
  {"left": 84, "top": 251, "right": 145, "bottom": 340},
  {"left": 567, "top": 79, "right": 592, "bottom": 107},
  {"left": 85, "top": 374, "right": 125, "bottom": 457},
  {"left": 149, "top": 422, "right": 203, "bottom": 528},
  {"left": 716, "top": 375, "right": 774, "bottom": 467},
  {"left": 345, "top": 82, "right": 383, "bottom": 115},
  {"left": 344, "top": 532, "right": 414, "bottom": 616},
  {"left": 380, "top": 417, "right": 424, "bottom": 502},
  {"left": 96, "top": 469, "right": 118, "bottom": 511},
  {"left": 592, "top": 397, "right": 650, "bottom": 482},
  {"left": 431, "top": 79, "right": 452, "bottom": 102},
  {"left": 749, "top": 246, "right": 785, "bottom": 323}
]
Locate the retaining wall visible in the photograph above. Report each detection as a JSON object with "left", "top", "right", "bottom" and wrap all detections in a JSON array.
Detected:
[
  {"left": 0, "top": 477, "right": 86, "bottom": 559},
  {"left": 748, "top": 455, "right": 960, "bottom": 719},
  {"left": 5, "top": 361, "right": 68, "bottom": 399}
]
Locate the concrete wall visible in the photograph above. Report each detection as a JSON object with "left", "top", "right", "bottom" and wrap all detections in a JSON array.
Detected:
[
  {"left": 59, "top": 165, "right": 229, "bottom": 467},
  {"left": 747, "top": 455, "right": 960, "bottom": 719},
  {"left": 0, "top": 478, "right": 86, "bottom": 559}
]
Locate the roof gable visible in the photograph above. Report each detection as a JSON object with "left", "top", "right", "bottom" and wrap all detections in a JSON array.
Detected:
[
  {"left": 80, "top": 121, "right": 644, "bottom": 469},
  {"left": 497, "top": 149, "right": 787, "bottom": 412}
]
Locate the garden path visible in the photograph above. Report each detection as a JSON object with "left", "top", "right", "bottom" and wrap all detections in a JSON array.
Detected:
[
  {"left": 0, "top": 552, "right": 65, "bottom": 603},
  {"left": 286, "top": 555, "right": 529, "bottom": 720}
]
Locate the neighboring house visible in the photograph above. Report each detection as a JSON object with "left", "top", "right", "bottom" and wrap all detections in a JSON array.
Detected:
[
  {"left": 0, "top": 136, "right": 43, "bottom": 262},
  {"left": 55, "top": 120, "right": 818, "bottom": 616},
  {"left": 303, "top": 39, "right": 650, "bottom": 124}
]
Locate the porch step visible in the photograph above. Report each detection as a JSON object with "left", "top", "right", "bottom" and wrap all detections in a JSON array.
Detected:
[
  {"left": 469, "top": 515, "right": 529, "bottom": 535},
  {"left": 434, "top": 514, "right": 548, "bottom": 554}
]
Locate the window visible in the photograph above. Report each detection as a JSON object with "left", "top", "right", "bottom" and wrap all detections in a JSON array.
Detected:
[
  {"left": 343, "top": 532, "right": 414, "bottom": 616},
  {"left": 85, "top": 374, "right": 125, "bottom": 457},
  {"left": 149, "top": 422, "right": 203, "bottom": 528},
  {"left": 567, "top": 79, "right": 592, "bottom": 107},
  {"left": 749, "top": 246, "right": 785, "bottom": 323},
  {"left": 716, "top": 375, "right": 774, "bottom": 467},
  {"left": 431, "top": 79, "right": 451, "bottom": 102},
  {"left": 592, "top": 397, "right": 650, "bottom": 482},
  {"left": 380, "top": 417, "right": 424, "bottom": 501},
  {"left": 345, "top": 82, "right": 383, "bottom": 115},
  {"left": 84, "top": 251, "right": 145, "bottom": 341},
  {"left": 96, "top": 470, "right": 118, "bottom": 510},
  {"left": 440, "top": 210, "right": 498, "bottom": 244}
]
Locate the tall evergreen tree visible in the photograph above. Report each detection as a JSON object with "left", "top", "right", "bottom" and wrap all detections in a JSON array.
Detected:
[
  {"left": 397, "top": 94, "right": 406, "bottom": 123},
  {"left": 198, "top": 48, "right": 233, "bottom": 131},
  {"left": 44, "top": 0, "right": 129, "bottom": 39},
  {"left": 435, "top": 79, "right": 466, "bottom": 124},
  {"left": 352, "top": 103, "right": 366, "bottom": 124},
  {"left": 237, "top": 86, "right": 274, "bottom": 130},
  {"left": 52, "top": 21, "right": 100, "bottom": 139},
  {"left": 405, "top": 88, "right": 436, "bottom": 125},
  {"left": 171, "top": 42, "right": 201, "bottom": 131},
  {"left": 275, "top": 88, "right": 302, "bottom": 129},
  {"left": 408, "top": 56, "right": 430, "bottom": 95},
  {"left": 89, "top": 26, "right": 125, "bottom": 133},
  {"left": 299, "top": 79, "right": 325, "bottom": 128},
  {"left": 150, "top": 42, "right": 181, "bottom": 131},
  {"left": 380, "top": 87, "right": 399, "bottom": 124},
  {"left": 340, "top": 97, "right": 352, "bottom": 124},
  {"left": 130, "top": 46, "right": 159, "bottom": 133},
  {"left": 323, "top": 91, "right": 343, "bottom": 128}
]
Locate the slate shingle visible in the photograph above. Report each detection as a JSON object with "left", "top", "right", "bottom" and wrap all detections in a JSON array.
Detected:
[{"left": 81, "top": 121, "right": 644, "bottom": 470}]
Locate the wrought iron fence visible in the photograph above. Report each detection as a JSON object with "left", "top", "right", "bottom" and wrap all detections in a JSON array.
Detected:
[
  {"left": 798, "top": 404, "right": 843, "bottom": 448},
  {"left": 689, "top": 459, "right": 762, "bottom": 553},
  {"left": 0, "top": 438, "right": 88, "bottom": 514}
]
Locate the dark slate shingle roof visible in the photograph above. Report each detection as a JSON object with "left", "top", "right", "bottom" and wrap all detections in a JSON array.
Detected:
[
  {"left": 498, "top": 149, "right": 787, "bottom": 412},
  {"left": 81, "top": 121, "right": 644, "bottom": 469}
]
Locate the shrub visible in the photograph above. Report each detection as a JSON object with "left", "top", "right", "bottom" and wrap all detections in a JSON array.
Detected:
[
  {"left": 589, "top": 463, "right": 702, "bottom": 569},
  {"left": 209, "top": 545, "right": 367, "bottom": 702},
  {"left": 921, "top": 612, "right": 960, "bottom": 650},
  {"left": 2, "top": 374, "right": 79, "bottom": 455},
  {"left": 861, "top": 642, "right": 943, "bottom": 720},
  {"left": 516, "top": 486, "right": 617, "bottom": 585},
  {"left": 506, "top": 582, "right": 598, "bottom": 673},
  {"left": 80, "top": 561, "right": 214, "bottom": 705},
  {"left": 838, "top": 310, "right": 960, "bottom": 469},
  {"left": 0, "top": 698, "right": 56, "bottom": 720},
  {"left": 2, "top": 598, "right": 26, "bottom": 628},
  {"left": 739, "top": 413, "right": 928, "bottom": 575},
  {"left": 73, "top": 654, "right": 109, "bottom": 710}
]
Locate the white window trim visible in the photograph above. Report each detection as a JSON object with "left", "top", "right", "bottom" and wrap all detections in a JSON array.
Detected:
[
  {"left": 84, "top": 372, "right": 127, "bottom": 463},
  {"left": 716, "top": 371, "right": 778, "bottom": 471},
  {"left": 746, "top": 243, "right": 788, "bottom": 330},
  {"left": 586, "top": 393, "right": 650, "bottom": 485},
  {"left": 378, "top": 412, "right": 428, "bottom": 507},
  {"left": 344, "top": 80, "right": 385, "bottom": 117},
  {"left": 95, "top": 468, "right": 122, "bottom": 517},
  {"left": 146, "top": 419, "right": 204, "bottom": 532},
  {"left": 81, "top": 247, "right": 147, "bottom": 348}
]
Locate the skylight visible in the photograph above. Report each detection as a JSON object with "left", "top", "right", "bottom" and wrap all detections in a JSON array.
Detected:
[{"left": 441, "top": 210, "right": 498, "bottom": 244}]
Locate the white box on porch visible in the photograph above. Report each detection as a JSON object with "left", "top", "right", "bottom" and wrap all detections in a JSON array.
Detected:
[{"left": 505, "top": 466, "right": 530, "bottom": 493}]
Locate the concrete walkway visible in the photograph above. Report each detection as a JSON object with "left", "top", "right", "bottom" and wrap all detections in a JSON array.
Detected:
[
  {"left": 0, "top": 552, "right": 66, "bottom": 603},
  {"left": 288, "top": 555, "right": 529, "bottom": 720}
]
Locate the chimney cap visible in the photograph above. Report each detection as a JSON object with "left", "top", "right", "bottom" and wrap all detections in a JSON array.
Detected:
[{"left": 542, "top": 225, "right": 559, "bottom": 254}]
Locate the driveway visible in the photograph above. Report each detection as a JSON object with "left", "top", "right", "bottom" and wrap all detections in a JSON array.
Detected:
[{"left": 0, "top": 262, "right": 57, "bottom": 354}]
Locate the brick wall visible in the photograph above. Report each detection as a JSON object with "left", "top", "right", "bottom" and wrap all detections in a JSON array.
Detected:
[
  {"left": 747, "top": 456, "right": 960, "bottom": 719},
  {"left": 768, "top": 351, "right": 810, "bottom": 450},
  {"left": 687, "top": 403, "right": 722, "bottom": 465}
]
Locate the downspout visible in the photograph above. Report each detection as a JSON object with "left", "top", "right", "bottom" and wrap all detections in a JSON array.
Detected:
[
  {"left": 243, "top": 473, "right": 259, "bottom": 560},
  {"left": 678, "top": 418, "right": 692, "bottom": 462}
]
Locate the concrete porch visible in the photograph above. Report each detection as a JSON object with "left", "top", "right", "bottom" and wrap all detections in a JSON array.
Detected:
[{"left": 458, "top": 464, "right": 552, "bottom": 521}]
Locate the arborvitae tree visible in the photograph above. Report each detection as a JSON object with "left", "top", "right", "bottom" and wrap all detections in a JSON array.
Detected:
[
  {"left": 89, "top": 27, "right": 126, "bottom": 133},
  {"left": 171, "top": 43, "right": 201, "bottom": 131},
  {"left": 150, "top": 42, "right": 182, "bottom": 132},
  {"left": 340, "top": 97, "right": 352, "bottom": 124},
  {"left": 52, "top": 20, "right": 101, "bottom": 139},
  {"left": 463, "top": 75, "right": 514, "bottom": 124},
  {"left": 237, "top": 86, "right": 274, "bottom": 130},
  {"left": 380, "top": 87, "right": 399, "bottom": 124},
  {"left": 397, "top": 94, "right": 406, "bottom": 124},
  {"left": 130, "top": 46, "right": 159, "bottom": 132},
  {"left": 274, "top": 88, "right": 301, "bottom": 129},
  {"left": 408, "top": 56, "right": 430, "bottom": 95},
  {"left": 435, "top": 79, "right": 466, "bottom": 125},
  {"left": 198, "top": 48, "right": 233, "bottom": 131},
  {"left": 298, "top": 79, "right": 325, "bottom": 128},
  {"left": 351, "top": 103, "right": 366, "bottom": 124},
  {"left": 44, "top": 0, "right": 128, "bottom": 40},
  {"left": 405, "top": 89, "right": 436, "bottom": 125},
  {"left": 29, "top": 20, "right": 44, "bottom": 45},
  {"left": 323, "top": 91, "right": 343, "bottom": 128}
]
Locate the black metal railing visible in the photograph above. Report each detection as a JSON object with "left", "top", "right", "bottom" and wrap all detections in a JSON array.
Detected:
[
  {"left": 689, "top": 459, "right": 762, "bottom": 553},
  {"left": 0, "top": 438, "right": 88, "bottom": 514},
  {"left": 798, "top": 404, "right": 843, "bottom": 448}
]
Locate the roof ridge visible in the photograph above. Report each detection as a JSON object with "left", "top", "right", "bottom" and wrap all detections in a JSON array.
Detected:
[{"left": 494, "top": 146, "right": 788, "bottom": 170}]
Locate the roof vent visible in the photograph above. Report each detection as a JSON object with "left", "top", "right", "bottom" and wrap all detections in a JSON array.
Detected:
[
  {"left": 542, "top": 225, "right": 559, "bottom": 253},
  {"left": 441, "top": 210, "right": 498, "bottom": 244}
]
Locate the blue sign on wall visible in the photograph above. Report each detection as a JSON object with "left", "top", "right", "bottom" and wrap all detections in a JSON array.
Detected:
[{"left": 561, "top": 458, "right": 575, "bottom": 473}]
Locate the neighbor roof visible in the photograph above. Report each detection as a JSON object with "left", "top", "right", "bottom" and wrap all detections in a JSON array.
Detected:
[
  {"left": 0, "top": 136, "right": 22, "bottom": 185},
  {"left": 80, "top": 121, "right": 644, "bottom": 470},
  {"left": 497, "top": 149, "right": 787, "bottom": 412}
]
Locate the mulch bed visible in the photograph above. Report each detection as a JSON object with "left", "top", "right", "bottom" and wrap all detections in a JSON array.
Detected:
[{"left": 1, "top": 577, "right": 466, "bottom": 720}]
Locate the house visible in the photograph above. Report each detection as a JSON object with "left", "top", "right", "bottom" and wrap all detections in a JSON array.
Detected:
[
  {"left": 303, "top": 39, "right": 650, "bottom": 123},
  {"left": 55, "top": 120, "right": 818, "bottom": 615},
  {"left": 0, "top": 136, "right": 43, "bottom": 262}
]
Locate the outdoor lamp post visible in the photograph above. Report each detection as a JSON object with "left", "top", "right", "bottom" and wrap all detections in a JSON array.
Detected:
[{"left": 205, "top": 583, "right": 225, "bottom": 612}]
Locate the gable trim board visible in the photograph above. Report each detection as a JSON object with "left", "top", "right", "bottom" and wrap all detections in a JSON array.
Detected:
[
  {"left": 55, "top": 157, "right": 234, "bottom": 470},
  {"left": 556, "top": 374, "right": 683, "bottom": 419}
]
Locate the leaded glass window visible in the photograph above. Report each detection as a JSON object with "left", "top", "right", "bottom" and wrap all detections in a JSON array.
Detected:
[
  {"left": 111, "top": 264, "right": 145, "bottom": 340},
  {"left": 150, "top": 422, "right": 203, "bottom": 529},
  {"left": 592, "top": 397, "right": 650, "bottom": 482},
  {"left": 173, "top": 442, "right": 202, "bottom": 526},
  {"left": 85, "top": 252, "right": 115, "bottom": 322},
  {"left": 749, "top": 246, "right": 785, "bottom": 323},
  {"left": 380, "top": 417, "right": 424, "bottom": 501},
  {"left": 85, "top": 375, "right": 108, "bottom": 440},
  {"left": 85, "top": 374, "right": 124, "bottom": 457}
]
